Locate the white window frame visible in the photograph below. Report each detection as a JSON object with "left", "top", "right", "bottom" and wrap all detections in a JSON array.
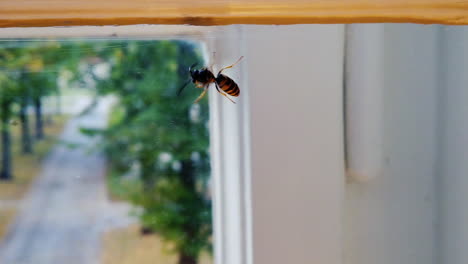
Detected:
[
  {"left": 207, "top": 25, "right": 346, "bottom": 264},
  {"left": 0, "top": 25, "right": 348, "bottom": 264}
]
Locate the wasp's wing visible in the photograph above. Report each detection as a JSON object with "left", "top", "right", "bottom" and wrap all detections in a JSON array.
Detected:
[{"left": 177, "top": 79, "right": 191, "bottom": 96}]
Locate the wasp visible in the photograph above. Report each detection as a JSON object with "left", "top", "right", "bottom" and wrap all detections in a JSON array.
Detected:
[{"left": 177, "top": 56, "right": 243, "bottom": 104}]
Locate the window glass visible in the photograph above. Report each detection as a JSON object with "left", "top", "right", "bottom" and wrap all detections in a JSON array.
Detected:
[{"left": 0, "top": 38, "right": 212, "bottom": 264}]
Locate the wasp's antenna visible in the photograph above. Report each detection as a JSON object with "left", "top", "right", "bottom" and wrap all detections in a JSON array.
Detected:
[
  {"left": 178, "top": 62, "right": 198, "bottom": 96},
  {"left": 177, "top": 79, "right": 191, "bottom": 96}
]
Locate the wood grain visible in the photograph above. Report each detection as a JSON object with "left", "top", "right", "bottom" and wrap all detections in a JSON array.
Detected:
[{"left": 1, "top": 0, "right": 468, "bottom": 27}]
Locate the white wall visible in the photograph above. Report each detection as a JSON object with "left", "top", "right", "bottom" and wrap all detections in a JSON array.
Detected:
[
  {"left": 244, "top": 25, "right": 345, "bottom": 264},
  {"left": 344, "top": 24, "right": 441, "bottom": 264},
  {"left": 439, "top": 26, "right": 468, "bottom": 264},
  {"left": 209, "top": 25, "right": 346, "bottom": 264}
]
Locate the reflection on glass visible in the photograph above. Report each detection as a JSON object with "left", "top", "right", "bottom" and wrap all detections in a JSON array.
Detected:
[{"left": 0, "top": 39, "right": 212, "bottom": 264}]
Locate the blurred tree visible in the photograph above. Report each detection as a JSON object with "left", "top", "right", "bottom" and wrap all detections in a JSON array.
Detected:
[
  {"left": 0, "top": 47, "right": 22, "bottom": 180},
  {"left": 82, "top": 40, "right": 211, "bottom": 264},
  {"left": 18, "top": 71, "right": 33, "bottom": 153},
  {"left": 0, "top": 41, "right": 64, "bottom": 178},
  {"left": 0, "top": 72, "right": 21, "bottom": 180},
  {"left": 29, "top": 73, "right": 56, "bottom": 140},
  {"left": 27, "top": 42, "right": 62, "bottom": 140}
]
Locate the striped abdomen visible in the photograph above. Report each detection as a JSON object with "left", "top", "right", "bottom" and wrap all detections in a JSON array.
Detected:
[{"left": 216, "top": 74, "right": 240, "bottom": 97}]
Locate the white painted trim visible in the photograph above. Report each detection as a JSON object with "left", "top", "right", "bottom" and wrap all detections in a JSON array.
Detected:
[
  {"left": 438, "top": 25, "right": 468, "bottom": 264},
  {"left": 207, "top": 25, "right": 252, "bottom": 264},
  {"left": 345, "top": 24, "right": 385, "bottom": 182},
  {"left": 0, "top": 25, "right": 208, "bottom": 39}
]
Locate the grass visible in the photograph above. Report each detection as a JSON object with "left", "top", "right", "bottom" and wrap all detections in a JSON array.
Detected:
[
  {"left": 102, "top": 224, "right": 213, "bottom": 264},
  {"left": 0, "top": 208, "right": 16, "bottom": 240},
  {"left": 0, "top": 114, "right": 69, "bottom": 200}
]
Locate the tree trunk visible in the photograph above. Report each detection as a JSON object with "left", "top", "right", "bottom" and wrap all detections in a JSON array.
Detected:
[
  {"left": 180, "top": 160, "right": 195, "bottom": 189},
  {"left": 139, "top": 155, "right": 157, "bottom": 234},
  {"left": 178, "top": 160, "right": 198, "bottom": 264},
  {"left": 0, "top": 100, "right": 12, "bottom": 180},
  {"left": 140, "top": 226, "right": 155, "bottom": 235},
  {"left": 140, "top": 153, "right": 157, "bottom": 192},
  {"left": 178, "top": 253, "right": 197, "bottom": 264},
  {"left": 20, "top": 97, "right": 33, "bottom": 154},
  {"left": 34, "top": 96, "right": 44, "bottom": 140},
  {"left": 56, "top": 89, "right": 61, "bottom": 115}
]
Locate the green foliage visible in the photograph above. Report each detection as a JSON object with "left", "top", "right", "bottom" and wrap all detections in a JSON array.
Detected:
[
  {"left": 0, "top": 40, "right": 68, "bottom": 179},
  {"left": 134, "top": 177, "right": 212, "bottom": 257},
  {"left": 0, "top": 40, "right": 66, "bottom": 101},
  {"left": 81, "top": 40, "right": 211, "bottom": 262},
  {"left": 0, "top": 40, "right": 80, "bottom": 124}
]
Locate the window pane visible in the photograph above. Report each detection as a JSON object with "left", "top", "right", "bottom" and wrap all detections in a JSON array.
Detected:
[{"left": 0, "top": 39, "right": 212, "bottom": 264}]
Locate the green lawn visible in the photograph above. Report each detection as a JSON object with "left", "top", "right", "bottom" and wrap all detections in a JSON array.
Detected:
[{"left": 102, "top": 224, "right": 213, "bottom": 264}]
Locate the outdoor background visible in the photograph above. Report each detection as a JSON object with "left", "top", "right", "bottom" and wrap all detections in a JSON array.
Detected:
[{"left": 0, "top": 39, "right": 213, "bottom": 264}]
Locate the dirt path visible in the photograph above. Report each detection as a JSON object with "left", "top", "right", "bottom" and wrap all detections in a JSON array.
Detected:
[{"left": 0, "top": 97, "right": 135, "bottom": 264}]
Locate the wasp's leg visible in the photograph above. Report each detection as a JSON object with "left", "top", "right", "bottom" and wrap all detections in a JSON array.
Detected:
[
  {"left": 194, "top": 85, "right": 209, "bottom": 104},
  {"left": 218, "top": 56, "right": 244, "bottom": 75},
  {"left": 215, "top": 83, "right": 236, "bottom": 104}
]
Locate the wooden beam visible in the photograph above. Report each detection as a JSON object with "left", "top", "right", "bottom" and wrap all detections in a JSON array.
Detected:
[{"left": 1, "top": 0, "right": 468, "bottom": 27}]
